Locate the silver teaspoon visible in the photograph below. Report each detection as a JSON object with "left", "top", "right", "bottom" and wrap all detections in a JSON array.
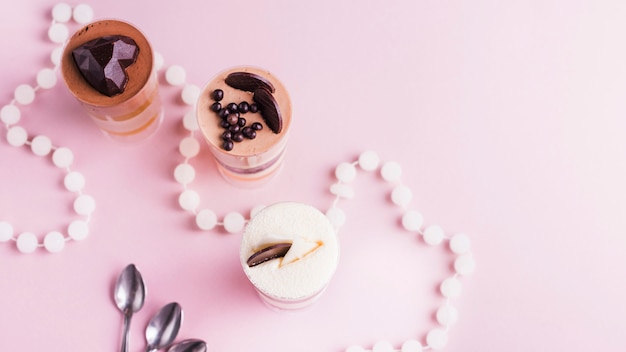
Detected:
[
  {"left": 114, "top": 264, "right": 146, "bottom": 352},
  {"left": 167, "top": 339, "right": 207, "bottom": 352},
  {"left": 145, "top": 302, "right": 183, "bottom": 352}
]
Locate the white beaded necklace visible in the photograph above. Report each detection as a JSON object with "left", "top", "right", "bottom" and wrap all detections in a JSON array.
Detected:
[
  {"left": 0, "top": 3, "right": 96, "bottom": 253},
  {"left": 4, "top": 4, "right": 475, "bottom": 351}
]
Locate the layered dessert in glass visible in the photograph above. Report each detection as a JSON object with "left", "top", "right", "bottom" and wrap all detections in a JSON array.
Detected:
[
  {"left": 240, "top": 202, "right": 340, "bottom": 310},
  {"left": 61, "top": 19, "right": 163, "bottom": 142},
  {"left": 196, "top": 66, "right": 292, "bottom": 186}
]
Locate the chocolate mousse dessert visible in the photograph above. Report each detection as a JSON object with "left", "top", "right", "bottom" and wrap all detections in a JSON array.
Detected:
[
  {"left": 197, "top": 66, "right": 292, "bottom": 186},
  {"left": 61, "top": 20, "right": 162, "bottom": 141}
]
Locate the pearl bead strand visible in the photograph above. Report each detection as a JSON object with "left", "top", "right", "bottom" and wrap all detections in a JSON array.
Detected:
[
  {"left": 330, "top": 152, "right": 475, "bottom": 352},
  {"left": 0, "top": 4, "right": 96, "bottom": 253}
]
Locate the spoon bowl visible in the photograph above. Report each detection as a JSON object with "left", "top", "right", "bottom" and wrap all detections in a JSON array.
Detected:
[
  {"left": 145, "top": 302, "right": 183, "bottom": 352},
  {"left": 167, "top": 339, "right": 207, "bottom": 352},
  {"left": 114, "top": 264, "right": 146, "bottom": 352}
]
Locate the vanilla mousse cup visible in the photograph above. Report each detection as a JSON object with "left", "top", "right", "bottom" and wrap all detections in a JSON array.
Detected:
[
  {"left": 196, "top": 66, "right": 292, "bottom": 187},
  {"left": 240, "top": 202, "right": 340, "bottom": 310},
  {"left": 61, "top": 20, "right": 163, "bottom": 142}
]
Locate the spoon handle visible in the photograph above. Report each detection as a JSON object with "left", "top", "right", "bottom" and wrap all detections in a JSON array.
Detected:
[{"left": 121, "top": 313, "right": 132, "bottom": 352}]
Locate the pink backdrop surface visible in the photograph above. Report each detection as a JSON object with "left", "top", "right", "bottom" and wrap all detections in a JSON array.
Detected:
[{"left": 1, "top": 1, "right": 625, "bottom": 351}]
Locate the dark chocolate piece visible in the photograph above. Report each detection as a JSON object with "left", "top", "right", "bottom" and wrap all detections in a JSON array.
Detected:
[
  {"left": 247, "top": 243, "right": 292, "bottom": 267},
  {"left": 252, "top": 88, "right": 282, "bottom": 134},
  {"left": 225, "top": 71, "right": 276, "bottom": 93},
  {"left": 72, "top": 35, "right": 139, "bottom": 97}
]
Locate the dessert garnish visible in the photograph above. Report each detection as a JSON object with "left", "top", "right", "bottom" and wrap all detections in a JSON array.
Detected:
[
  {"left": 72, "top": 35, "right": 139, "bottom": 97},
  {"left": 247, "top": 243, "right": 291, "bottom": 267},
  {"left": 225, "top": 71, "right": 275, "bottom": 93},
  {"left": 252, "top": 88, "right": 282, "bottom": 134},
  {"left": 247, "top": 236, "right": 323, "bottom": 267}
]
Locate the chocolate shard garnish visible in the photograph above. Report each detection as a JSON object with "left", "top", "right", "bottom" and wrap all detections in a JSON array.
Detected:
[
  {"left": 225, "top": 71, "right": 275, "bottom": 93},
  {"left": 72, "top": 35, "right": 139, "bottom": 97},
  {"left": 247, "top": 243, "right": 292, "bottom": 267},
  {"left": 252, "top": 88, "right": 282, "bottom": 134}
]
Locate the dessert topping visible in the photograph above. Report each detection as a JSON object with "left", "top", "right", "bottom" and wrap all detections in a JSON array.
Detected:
[
  {"left": 252, "top": 88, "right": 282, "bottom": 134},
  {"left": 225, "top": 71, "right": 275, "bottom": 93},
  {"left": 247, "top": 243, "right": 292, "bottom": 267},
  {"left": 71, "top": 35, "right": 139, "bottom": 97}
]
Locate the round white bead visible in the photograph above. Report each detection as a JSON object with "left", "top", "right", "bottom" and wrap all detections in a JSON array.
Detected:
[
  {"left": 68, "top": 220, "right": 89, "bottom": 240},
  {"left": 153, "top": 51, "right": 165, "bottom": 71},
  {"left": 372, "top": 340, "right": 394, "bottom": 352},
  {"left": 423, "top": 225, "right": 445, "bottom": 245},
  {"left": 64, "top": 171, "right": 85, "bottom": 192},
  {"left": 72, "top": 4, "right": 94, "bottom": 24},
  {"left": 17, "top": 232, "right": 38, "bottom": 253},
  {"left": 391, "top": 185, "right": 412, "bottom": 207},
  {"left": 165, "top": 65, "right": 186, "bottom": 86},
  {"left": 52, "top": 3, "right": 73, "bottom": 22},
  {"left": 335, "top": 162, "right": 357, "bottom": 183},
  {"left": 440, "top": 277, "right": 462, "bottom": 298},
  {"left": 402, "top": 210, "right": 423, "bottom": 232},
  {"left": 196, "top": 209, "right": 218, "bottom": 230},
  {"left": 381, "top": 161, "right": 402, "bottom": 182},
  {"left": 31, "top": 135, "right": 52, "bottom": 156},
  {"left": 181, "top": 84, "right": 201, "bottom": 105},
  {"left": 44, "top": 231, "right": 65, "bottom": 253},
  {"left": 51, "top": 46, "right": 64, "bottom": 66},
  {"left": 7, "top": 126, "right": 28, "bottom": 147},
  {"left": 48, "top": 23, "right": 69, "bottom": 44},
  {"left": 325, "top": 207, "right": 346, "bottom": 228},
  {"left": 179, "top": 136, "right": 200, "bottom": 158},
  {"left": 426, "top": 329, "right": 448, "bottom": 350},
  {"left": 330, "top": 183, "right": 355, "bottom": 199},
  {"left": 36, "top": 68, "right": 57, "bottom": 89},
  {"left": 449, "top": 233, "right": 471, "bottom": 254},
  {"left": 401, "top": 340, "right": 423, "bottom": 352},
  {"left": 182, "top": 110, "right": 199, "bottom": 131},
  {"left": 436, "top": 304, "right": 458, "bottom": 326},
  {"left": 174, "top": 163, "right": 195, "bottom": 185},
  {"left": 74, "top": 194, "right": 96, "bottom": 215},
  {"left": 250, "top": 204, "right": 266, "bottom": 219},
  {"left": 358, "top": 150, "right": 380, "bottom": 171},
  {"left": 14, "top": 84, "right": 35, "bottom": 105},
  {"left": 1, "top": 104, "right": 21, "bottom": 125},
  {"left": 454, "top": 254, "right": 476, "bottom": 276},
  {"left": 52, "top": 147, "right": 73, "bottom": 168},
  {"left": 345, "top": 346, "right": 366, "bottom": 352},
  {"left": 178, "top": 189, "right": 200, "bottom": 211},
  {"left": 0, "top": 221, "right": 14, "bottom": 242},
  {"left": 223, "top": 212, "right": 245, "bottom": 233}
]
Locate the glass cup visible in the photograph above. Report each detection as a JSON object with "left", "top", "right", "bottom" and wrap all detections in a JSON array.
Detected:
[
  {"left": 196, "top": 66, "right": 292, "bottom": 187},
  {"left": 240, "top": 202, "right": 340, "bottom": 310},
  {"left": 60, "top": 19, "right": 163, "bottom": 142}
]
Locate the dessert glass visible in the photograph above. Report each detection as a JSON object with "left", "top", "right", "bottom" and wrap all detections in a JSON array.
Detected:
[
  {"left": 196, "top": 66, "right": 292, "bottom": 187},
  {"left": 61, "top": 19, "right": 163, "bottom": 142},
  {"left": 240, "top": 202, "right": 340, "bottom": 310}
]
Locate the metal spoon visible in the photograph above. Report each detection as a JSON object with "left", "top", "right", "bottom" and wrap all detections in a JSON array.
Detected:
[
  {"left": 145, "top": 302, "right": 183, "bottom": 352},
  {"left": 114, "top": 264, "right": 146, "bottom": 352},
  {"left": 167, "top": 339, "right": 207, "bottom": 352}
]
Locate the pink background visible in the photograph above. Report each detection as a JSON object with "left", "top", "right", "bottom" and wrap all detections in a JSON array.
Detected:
[{"left": 1, "top": 0, "right": 625, "bottom": 351}]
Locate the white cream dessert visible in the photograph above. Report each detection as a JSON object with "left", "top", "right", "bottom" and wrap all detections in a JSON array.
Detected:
[
  {"left": 197, "top": 66, "right": 292, "bottom": 186},
  {"left": 240, "top": 202, "right": 339, "bottom": 310}
]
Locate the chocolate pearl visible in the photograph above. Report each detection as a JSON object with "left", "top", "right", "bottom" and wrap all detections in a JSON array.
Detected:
[
  {"left": 218, "top": 108, "right": 229, "bottom": 119},
  {"left": 227, "top": 114, "right": 239, "bottom": 126},
  {"left": 242, "top": 126, "right": 256, "bottom": 139},
  {"left": 232, "top": 132, "right": 244, "bottom": 142},
  {"left": 249, "top": 103, "right": 259, "bottom": 113},
  {"left": 212, "top": 89, "right": 224, "bottom": 101},
  {"left": 238, "top": 101, "right": 250, "bottom": 113},
  {"left": 219, "top": 120, "right": 230, "bottom": 128},
  {"left": 227, "top": 102, "right": 238, "bottom": 113},
  {"left": 251, "top": 122, "right": 263, "bottom": 131},
  {"left": 210, "top": 102, "right": 222, "bottom": 112},
  {"left": 229, "top": 124, "right": 240, "bottom": 133},
  {"left": 238, "top": 117, "right": 246, "bottom": 127},
  {"left": 222, "top": 140, "right": 234, "bottom": 151},
  {"left": 222, "top": 131, "right": 232, "bottom": 140}
]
